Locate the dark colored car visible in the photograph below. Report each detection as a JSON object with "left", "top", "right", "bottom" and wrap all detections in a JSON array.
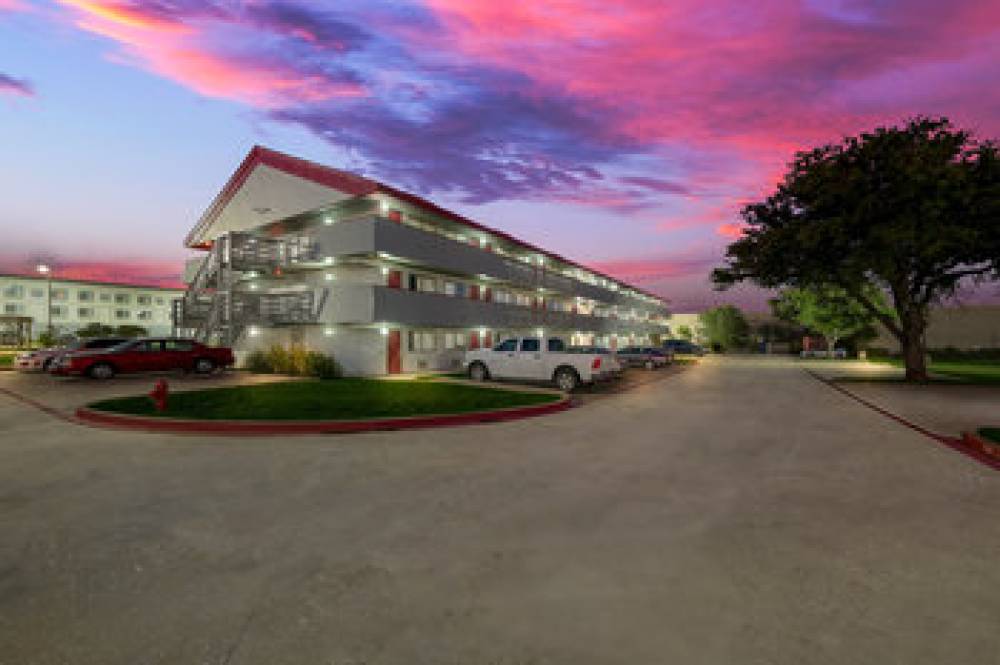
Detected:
[
  {"left": 15, "top": 337, "right": 128, "bottom": 372},
  {"left": 663, "top": 339, "right": 705, "bottom": 356},
  {"left": 616, "top": 346, "right": 671, "bottom": 369},
  {"left": 51, "top": 338, "right": 235, "bottom": 379}
]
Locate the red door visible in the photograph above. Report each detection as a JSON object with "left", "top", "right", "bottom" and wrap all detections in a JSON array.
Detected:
[
  {"left": 469, "top": 284, "right": 480, "bottom": 300},
  {"left": 387, "top": 270, "right": 402, "bottom": 289},
  {"left": 387, "top": 330, "right": 401, "bottom": 374},
  {"left": 469, "top": 331, "right": 480, "bottom": 350},
  {"left": 483, "top": 332, "right": 493, "bottom": 348}
]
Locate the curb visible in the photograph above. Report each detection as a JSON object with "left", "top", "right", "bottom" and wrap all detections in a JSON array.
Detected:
[
  {"left": 805, "top": 370, "right": 1000, "bottom": 472},
  {"left": 75, "top": 395, "right": 571, "bottom": 436},
  {"left": 961, "top": 431, "right": 1000, "bottom": 462}
]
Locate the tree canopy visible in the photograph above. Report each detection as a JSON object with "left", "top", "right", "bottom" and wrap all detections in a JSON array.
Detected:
[
  {"left": 713, "top": 117, "right": 1000, "bottom": 379},
  {"left": 770, "top": 284, "right": 886, "bottom": 355},
  {"left": 698, "top": 305, "right": 749, "bottom": 352}
]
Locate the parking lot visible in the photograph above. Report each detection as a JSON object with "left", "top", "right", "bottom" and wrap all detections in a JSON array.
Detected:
[{"left": 1, "top": 356, "right": 998, "bottom": 664}]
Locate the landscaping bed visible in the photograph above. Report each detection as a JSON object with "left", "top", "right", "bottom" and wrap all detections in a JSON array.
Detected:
[
  {"left": 86, "top": 378, "right": 561, "bottom": 421},
  {"left": 865, "top": 357, "right": 1000, "bottom": 385}
]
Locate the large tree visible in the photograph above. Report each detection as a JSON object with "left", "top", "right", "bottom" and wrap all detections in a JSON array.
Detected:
[
  {"left": 698, "top": 305, "right": 749, "bottom": 352},
  {"left": 713, "top": 117, "right": 1000, "bottom": 380},
  {"left": 770, "top": 284, "right": 885, "bottom": 357}
]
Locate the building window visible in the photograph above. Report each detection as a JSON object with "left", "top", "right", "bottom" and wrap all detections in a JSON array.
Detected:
[
  {"left": 165, "top": 340, "right": 193, "bottom": 352},
  {"left": 51, "top": 288, "right": 68, "bottom": 301},
  {"left": 29, "top": 288, "right": 44, "bottom": 298},
  {"left": 515, "top": 293, "right": 532, "bottom": 307},
  {"left": 407, "top": 330, "right": 437, "bottom": 352},
  {"left": 77, "top": 290, "right": 93, "bottom": 302},
  {"left": 444, "top": 332, "right": 466, "bottom": 349},
  {"left": 114, "top": 294, "right": 131, "bottom": 304},
  {"left": 3, "top": 303, "right": 22, "bottom": 314},
  {"left": 2, "top": 284, "right": 24, "bottom": 299},
  {"left": 51, "top": 305, "right": 66, "bottom": 318},
  {"left": 99, "top": 292, "right": 112, "bottom": 302},
  {"left": 137, "top": 295, "right": 152, "bottom": 305},
  {"left": 417, "top": 276, "right": 436, "bottom": 293},
  {"left": 444, "top": 281, "right": 466, "bottom": 297},
  {"left": 138, "top": 310, "right": 153, "bottom": 320},
  {"left": 77, "top": 307, "right": 94, "bottom": 319},
  {"left": 155, "top": 297, "right": 165, "bottom": 306},
  {"left": 408, "top": 274, "right": 418, "bottom": 291},
  {"left": 115, "top": 309, "right": 131, "bottom": 320}
]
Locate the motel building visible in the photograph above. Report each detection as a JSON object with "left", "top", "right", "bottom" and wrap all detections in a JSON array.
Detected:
[
  {"left": 0, "top": 273, "right": 182, "bottom": 344},
  {"left": 174, "top": 146, "right": 671, "bottom": 376}
]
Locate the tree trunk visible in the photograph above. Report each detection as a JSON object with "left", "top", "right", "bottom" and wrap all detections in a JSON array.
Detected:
[{"left": 899, "top": 310, "right": 929, "bottom": 381}]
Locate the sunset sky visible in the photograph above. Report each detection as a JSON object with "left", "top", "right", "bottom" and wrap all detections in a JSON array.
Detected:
[{"left": 1, "top": 1, "right": 998, "bottom": 310}]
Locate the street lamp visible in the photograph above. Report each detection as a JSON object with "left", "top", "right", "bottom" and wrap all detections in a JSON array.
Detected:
[{"left": 36, "top": 264, "right": 52, "bottom": 338}]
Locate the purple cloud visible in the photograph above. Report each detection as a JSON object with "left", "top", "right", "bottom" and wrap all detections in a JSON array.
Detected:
[{"left": 0, "top": 72, "right": 33, "bottom": 97}]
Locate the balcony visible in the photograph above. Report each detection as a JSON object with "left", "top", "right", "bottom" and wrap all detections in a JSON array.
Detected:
[{"left": 306, "top": 216, "right": 664, "bottom": 313}]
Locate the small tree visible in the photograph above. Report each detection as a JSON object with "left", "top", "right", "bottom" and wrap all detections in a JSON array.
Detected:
[
  {"left": 770, "top": 284, "right": 886, "bottom": 358},
  {"left": 677, "top": 325, "right": 693, "bottom": 341},
  {"left": 115, "top": 325, "right": 148, "bottom": 338},
  {"left": 699, "top": 305, "right": 749, "bottom": 352},
  {"left": 77, "top": 323, "right": 116, "bottom": 338},
  {"left": 713, "top": 117, "right": 1000, "bottom": 380}
]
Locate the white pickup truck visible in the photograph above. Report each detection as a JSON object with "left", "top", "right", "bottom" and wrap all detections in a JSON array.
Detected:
[{"left": 465, "top": 336, "right": 612, "bottom": 391}]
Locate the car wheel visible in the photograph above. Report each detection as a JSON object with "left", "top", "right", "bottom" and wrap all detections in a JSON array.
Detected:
[
  {"left": 554, "top": 367, "right": 579, "bottom": 392},
  {"left": 194, "top": 358, "right": 215, "bottom": 374},
  {"left": 468, "top": 362, "right": 489, "bottom": 382},
  {"left": 87, "top": 363, "right": 115, "bottom": 380}
]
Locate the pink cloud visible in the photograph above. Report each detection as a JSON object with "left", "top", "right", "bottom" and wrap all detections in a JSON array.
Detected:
[
  {"left": 56, "top": 1, "right": 367, "bottom": 108},
  {"left": 716, "top": 222, "right": 746, "bottom": 239},
  {"left": 0, "top": 256, "right": 184, "bottom": 289},
  {"left": 0, "top": 73, "right": 34, "bottom": 97}
]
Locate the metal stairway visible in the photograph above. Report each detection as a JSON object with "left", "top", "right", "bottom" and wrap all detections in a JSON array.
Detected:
[{"left": 172, "top": 232, "right": 326, "bottom": 346}]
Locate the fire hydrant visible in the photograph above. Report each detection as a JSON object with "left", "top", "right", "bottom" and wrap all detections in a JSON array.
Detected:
[{"left": 149, "top": 379, "right": 169, "bottom": 412}]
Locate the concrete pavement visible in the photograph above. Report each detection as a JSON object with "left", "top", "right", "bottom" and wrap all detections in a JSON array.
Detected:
[{"left": 0, "top": 357, "right": 997, "bottom": 664}]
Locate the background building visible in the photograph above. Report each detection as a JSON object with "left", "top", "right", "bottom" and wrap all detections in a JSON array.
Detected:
[
  {"left": 175, "top": 146, "right": 671, "bottom": 375},
  {"left": 871, "top": 305, "right": 1000, "bottom": 352},
  {"left": 0, "top": 273, "right": 182, "bottom": 343}
]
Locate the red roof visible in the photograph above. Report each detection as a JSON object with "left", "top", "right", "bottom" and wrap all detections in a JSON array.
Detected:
[{"left": 187, "top": 145, "right": 667, "bottom": 305}]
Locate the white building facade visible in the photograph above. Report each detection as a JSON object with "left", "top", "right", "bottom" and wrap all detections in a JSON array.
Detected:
[
  {"left": 0, "top": 274, "right": 182, "bottom": 340},
  {"left": 174, "top": 146, "right": 671, "bottom": 375}
]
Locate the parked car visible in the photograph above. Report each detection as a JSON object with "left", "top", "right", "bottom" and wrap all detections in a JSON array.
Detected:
[
  {"left": 466, "top": 336, "right": 612, "bottom": 391},
  {"left": 663, "top": 339, "right": 705, "bottom": 356},
  {"left": 14, "top": 337, "right": 128, "bottom": 372},
  {"left": 51, "top": 338, "right": 235, "bottom": 379},
  {"left": 568, "top": 345, "right": 624, "bottom": 379},
  {"left": 616, "top": 346, "right": 671, "bottom": 369}
]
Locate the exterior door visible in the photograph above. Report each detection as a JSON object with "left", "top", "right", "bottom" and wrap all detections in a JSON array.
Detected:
[
  {"left": 386, "top": 329, "right": 401, "bottom": 374},
  {"left": 387, "top": 270, "right": 402, "bottom": 289}
]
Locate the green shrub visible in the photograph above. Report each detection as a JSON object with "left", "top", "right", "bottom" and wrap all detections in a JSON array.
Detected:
[
  {"left": 244, "top": 344, "right": 340, "bottom": 378},
  {"left": 929, "top": 347, "right": 1000, "bottom": 363},
  {"left": 243, "top": 349, "right": 271, "bottom": 373},
  {"left": 305, "top": 351, "right": 342, "bottom": 379}
]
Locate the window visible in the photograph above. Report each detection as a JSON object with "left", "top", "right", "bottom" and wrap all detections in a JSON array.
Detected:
[
  {"left": 114, "top": 293, "right": 131, "bottom": 304},
  {"left": 407, "top": 330, "right": 437, "bottom": 352},
  {"left": 417, "top": 276, "right": 436, "bottom": 293},
  {"left": 2, "top": 284, "right": 24, "bottom": 298},
  {"left": 494, "top": 290, "right": 512, "bottom": 304},
  {"left": 51, "top": 288, "right": 68, "bottom": 301},
  {"left": 3, "top": 303, "right": 22, "bottom": 314},
  {"left": 138, "top": 310, "right": 153, "bottom": 320},
  {"left": 165, "top": 340, "right": 193, "bottom": 352},
  {"left": 520, "top": 338, "right": 540, "bottom": 352},
  {"left": 135, "top": 340, "right": 164, "bottom": 352},
  {"left": 444, "top": 281, "right": 457, "bottom": 296},
  {"left": 444, "top": 332, "right": 466, "bottom": 349},
  {"left": 99, "top": 293, "right": 112, "bottom": 302},
  {"left": 77, "top": 307, "right": 94, "bottom": 319},
  {"left": 494, "top": 339, "right": 517, "bottom": 352},
  {"left": 77, "top": 290, "right": 93, "bottom": 302},
  {"left": 515, "top": 293, "right": 532, "bottom": 307},
  {"left": 408, "top": 274, "right": 418, "bottom": 291},
  {"left": 547, "top": 338, "right": 566, "bottom": 352},
  {"left": 115, "top": 309, "right": 131, "bottom": 320},
  {"left": 51, "top": 305, "right": 66, "bottom": 318},
  {"left": 137, "top": 295, "right": 152, "bottom": 305},
  {"left": 155, "top": 297, "right": 165, "bottom": 306},
  {"left": 29, "top": 288, "right": 44, "bottom": 298}
]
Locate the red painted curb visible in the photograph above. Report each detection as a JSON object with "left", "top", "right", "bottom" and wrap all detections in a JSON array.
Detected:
[
  {"left": 962, "top": 431, "right": 1000, "bottom": 462},
  {"left": 807, "top": 371, "right": 1000, "bottom": 472},
  {"left": 75, "top": 396, "right": 571, "bottom": 436}
]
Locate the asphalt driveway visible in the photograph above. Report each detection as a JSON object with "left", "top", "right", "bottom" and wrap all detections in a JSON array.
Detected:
[{"left": 0, "top": 357, "right": 997, "bottom": 664}]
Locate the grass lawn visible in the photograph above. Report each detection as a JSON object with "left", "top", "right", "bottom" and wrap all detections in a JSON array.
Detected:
[
  {"left": 979, "top": 428, "right": 1000, "bottom": 444},
  {"left": 0, "top": 355, "right": 13, "bottom": 368},
  {"left": 87, "top": 378, "right": 560, "bottom": 420},
  {"left": 866, "top": 358, "right": 1000, "bottom": 385}
]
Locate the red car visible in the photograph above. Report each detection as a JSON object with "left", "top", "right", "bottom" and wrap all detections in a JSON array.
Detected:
[{"left": 51, "top": 338, "right": 235, "bottom": 379}]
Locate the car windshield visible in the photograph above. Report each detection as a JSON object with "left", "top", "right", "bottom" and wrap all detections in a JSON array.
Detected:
[{"left": 107, "top": 340, "right": 136, "bottom": 352}]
